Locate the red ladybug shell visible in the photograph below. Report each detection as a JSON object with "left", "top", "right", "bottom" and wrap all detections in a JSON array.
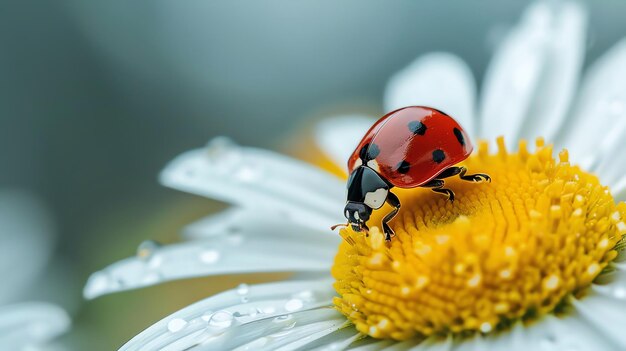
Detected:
[{"left": 348, "top": 106, "right": 473, "bottom": 188}]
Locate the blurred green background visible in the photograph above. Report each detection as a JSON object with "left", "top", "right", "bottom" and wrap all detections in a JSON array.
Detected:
[{"left": 2, "top": 0, "right": 626, "bottom": 349}]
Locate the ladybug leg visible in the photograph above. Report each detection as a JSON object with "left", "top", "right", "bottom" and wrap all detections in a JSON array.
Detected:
[
  {"left": 435, "top": 166, "right": 464, "bottom": 179},
  {"left": 421, "top": 179, "right": 455, "bottom": 202},
  {"left": 382, "top": 191, "right": 400, "bottom": 241},
  {"left": 456, "top": 166, "right": 491, "bottom": 183}
]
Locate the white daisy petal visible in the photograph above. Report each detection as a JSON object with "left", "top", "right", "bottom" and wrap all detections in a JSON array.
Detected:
[
  {"left": 480, "top": 1, "right": 585, "bottom": 147},
  {"left": 183, "top": 206, "right": 341, "bottom": 241},
  {"left": 451, "top": 334, "right": 486, "bottom": 351},
  {"left": 314, "top": 116, "right": 376, "bottom": 172},
  {"left": 569, "top": 293, "right": 626, "bottom": 349},
  {"left": 517, "top": 313, "right": 616, "bottom": 351},
  {"left": 0, "top": 191, "right": 54, "bottom": 304},
  {"left": 303, "top": 327, "right": 363, "bottom": 351},
  {"left": 406, "top": 336, "right": 451, "bottom": 351},
  {"left": 348, "top": 339, "right": 395, "bottom": 351},
  {"left": 516, "top": 2, "right": 586, "bottom": 144},
  {"left": 612, "top": 177, "right": 626, "bottom": 203},
  {"left": 562, "top": 39, "right": 626, "bottom": 182},
  {"left": 84, "top": 229, "right": 336, "bottom": 299},
  {"left": 118, "top": 279, "right": 343, "bottom": 351},
  {"left": 0, "top": 302, "right": 70, "bottom": 349},
  {"left": 160, "top": 137, "right": 345, "bottom": 227},
  {"left": 236, "top": 319, "right": 348, "bottom": 351},
  {"left": 384, "top": 53, "right": 477, "bottom": 136}
]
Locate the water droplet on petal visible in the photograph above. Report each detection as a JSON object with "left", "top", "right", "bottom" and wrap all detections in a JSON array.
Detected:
[
  {"left": 137, "top": 240, "right": 161, "bottom": 260},
  {"left": 479, "top": 322, "right": 492, "bottom": 333},
  {"left": 284, "top": 299, "right": 304, "bottom": 312},
  {"left": 168, "top": 318, "right": 188, "bottom": 332},
  {"left": 201, "top": 311, "right": 214, "bottom": 322},
  {"left": 262, "top": 306, "right": 276, "bottom": 314},
  {"left": 613, "top": 287, "right": 626, "bottom": 299},
  {"left": 235, "top": 163, "right": 262, "bottom": 182},
  {"left": 273, "top": 314, "right": 293, "bottom": 323},
  {"left": 248, "top": 308, "right": 259, "bottom": 317},
  {"left": 199, "top": 249, "right": 220, "bottom": 264},
  {"left": 209, "top": 311, "right": 233, "bottom": 328},
  {"left": 292, "top": 290, "right": 314, "bottom": 302},
  {"left": 237, "top": 283, "right": 249, "bottom": 296},
  {"left": 206, "top": 137, "right": 242, "bottom": 174}
]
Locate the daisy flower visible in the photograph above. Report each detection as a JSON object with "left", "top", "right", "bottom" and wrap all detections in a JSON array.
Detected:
[
  {"left": 0, "top": 191, "right": 70, "bottom": 350},
  {"left": 86, "top": 1, "right": 626, "bottom": 350}
]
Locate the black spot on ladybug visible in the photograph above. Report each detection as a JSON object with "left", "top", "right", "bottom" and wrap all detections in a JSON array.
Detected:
[
  {"left": 453, "top": 128, "right": 465, "bottom": 146},
  {"left": 396, "top": 160, "right": 411, "bottom": 174},
  {"left": 432, "top": 108, "right": 449, "bottom": 116},
  {"left": 408, "top": 121, "right": 427, "bottom": 135},
  {"left": 432, "top": 149, "right": 446, "bottom": 164},
  {"left": 359, "top": 143, "right": 380, "bottom": 161}
]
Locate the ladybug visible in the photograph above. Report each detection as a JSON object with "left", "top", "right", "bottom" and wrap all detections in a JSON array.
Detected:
[{"left": 341, "top": 106, "right": 490, "bottom": 241}]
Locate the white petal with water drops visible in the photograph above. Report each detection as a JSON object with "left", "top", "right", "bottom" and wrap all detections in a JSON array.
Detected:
[
  {"left": 479, "top": 1, "right": 584, "bottom": 147},
  {"left": 118, "top": 279, "right": 343, "bottom": 351},
  {"left": 182, "top": 206, "right": 339, "bottom": 242},
  {"left": 0, "top": 302, "right": 70, "bottom": 350},
  {"left": 384, "top": 52, "right": 477, "bottom": 137},
  {"left": 314, "top": 115, "right": 375, "bottom": 173},
  {"left": 160, "top": 137, "right": 345, "bottom": 228},
  {"left": 84, "top": 223, "right": 337, "bottom": 298}
]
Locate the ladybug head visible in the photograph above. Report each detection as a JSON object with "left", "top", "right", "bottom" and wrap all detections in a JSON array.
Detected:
[
  {"left": 344, "top": 202, "right": 372, "bottom": 232},
  {"left": 345, "top": 166, "right": 390, "bottom": 232}
]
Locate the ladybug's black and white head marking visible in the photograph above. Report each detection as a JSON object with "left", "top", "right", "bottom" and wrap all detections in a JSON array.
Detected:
[{"left": 344, "top": 165, "right": 390, "bottom": 232}]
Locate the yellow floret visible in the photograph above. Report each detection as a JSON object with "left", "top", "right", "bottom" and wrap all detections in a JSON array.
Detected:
[{"left": 332, "top": 137, "right": 626, "bottom": 340}]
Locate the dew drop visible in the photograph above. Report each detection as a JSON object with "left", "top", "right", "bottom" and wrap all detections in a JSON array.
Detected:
[
  {"left": 201, "top": 311, "right": 214, "bottom": 322},
  {"left": 137, "top": 240, "right": 161, "bottom": 260},
  {"left": 293, "top": 290, "right": 314, "bottom": 300},
  {"left": 235, "top": 163, "right": 262, "bottom": 182},
  {"left": 248, "top": 308, "right": 259, "bottom": 318},
  {"left": 262, "top": 306, "right": 276, "bottom": 314},
  {"left": 206, "top": 137, "right": 242, "bottom": 174},
  {"left": 167, "top": 318, "right": 188, "bottom": 333},
  {"left": 199, "top": 249, "right": 221, "bottom": 264},
  {"left": 613, "top": 287, "right": 626, "bottom": 299},
  {"left": 273, "top": 314, "right": 293, "bottom": 323},
  {"left": 237, "top": 283, "right": 249, "bottom": 296},
  {"left": 284, "top": 299, "right": 304, "bottom": 312},
  {"left": 209, "top": 311, "right": 233, "bottom": 328}
]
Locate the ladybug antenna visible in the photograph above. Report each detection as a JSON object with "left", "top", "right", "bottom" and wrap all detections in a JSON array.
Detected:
[{"left": 330, "top": 223, "right": 349, "bottom": 231}]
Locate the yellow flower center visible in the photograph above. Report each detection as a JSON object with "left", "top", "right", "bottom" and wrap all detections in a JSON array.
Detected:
[{"left": 331, "top": 137, "right": 626, "bottom": 340}]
